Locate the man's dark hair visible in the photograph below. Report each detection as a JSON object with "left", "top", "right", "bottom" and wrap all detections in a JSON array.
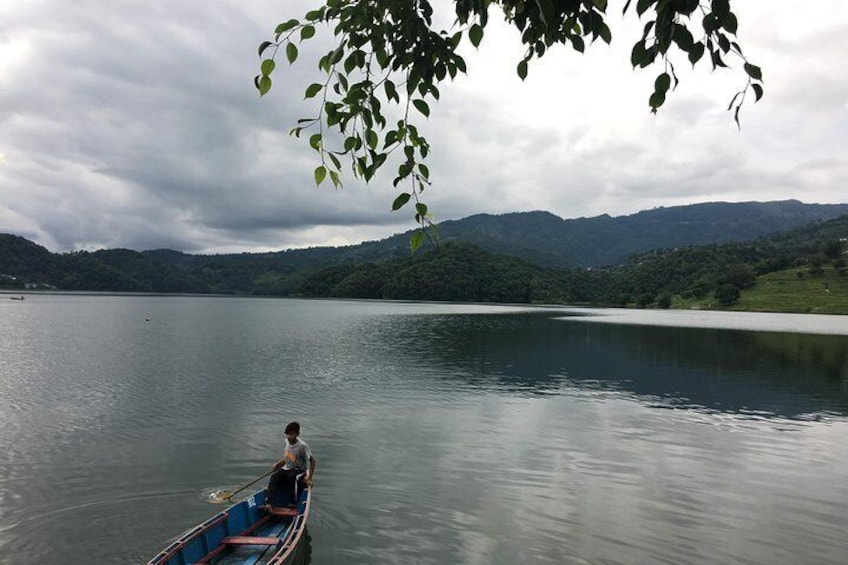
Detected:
[{"left": 285, "top": 421, "right": 300, "bottom": 434}]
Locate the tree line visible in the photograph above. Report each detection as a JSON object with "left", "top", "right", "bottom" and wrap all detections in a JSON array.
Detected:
[{"left": 2, "top": 214, "right": 846, "bottom": 309}]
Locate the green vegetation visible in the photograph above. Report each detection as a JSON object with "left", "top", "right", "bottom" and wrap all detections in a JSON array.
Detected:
[
  {"left": 673, "top": 267, "right": 848, "bottom": 314},
  {"left": 295, "top": 243, "right": 563, "bottom": 302},
  {"left": 735, "top": 268, "right": 848, "bottom": 314},
  {"left": 2, "top": 206, "right": 847, "bottom": 314},
  {"left": 258, "top": 0, "right": 761, "bottom": 239}
]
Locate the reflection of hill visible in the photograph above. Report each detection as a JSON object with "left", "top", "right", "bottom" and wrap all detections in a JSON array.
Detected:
[{"left": 378, "top": 313, "right": 848, "bottom": 418}]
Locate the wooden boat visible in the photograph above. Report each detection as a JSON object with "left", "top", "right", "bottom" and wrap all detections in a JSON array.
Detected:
[{"left": 147, "top": 483, "right": 311, "bottom": 565}]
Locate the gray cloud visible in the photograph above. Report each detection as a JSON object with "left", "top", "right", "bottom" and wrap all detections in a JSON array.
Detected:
[{"left": 1, "top": 0, "right": 846, "bottom": 253}]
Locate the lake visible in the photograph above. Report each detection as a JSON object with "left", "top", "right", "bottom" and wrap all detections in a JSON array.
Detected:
[{"left": 1, "top": 295, "right": 847, "bottom": 564}]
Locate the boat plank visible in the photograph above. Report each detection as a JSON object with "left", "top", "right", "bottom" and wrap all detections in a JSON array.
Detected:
[{"left": 222, "top": 536, "right": 280, "bottom": 546}]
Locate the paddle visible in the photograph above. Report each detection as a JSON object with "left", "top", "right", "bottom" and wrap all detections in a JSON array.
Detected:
[{"left": 209, "top": 468, "right": 276, "bottom": 503}]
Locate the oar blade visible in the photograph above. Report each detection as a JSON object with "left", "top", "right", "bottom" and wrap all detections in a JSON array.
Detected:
[{"left": 206, "top": 489, "right": 234, "bottom": 504}]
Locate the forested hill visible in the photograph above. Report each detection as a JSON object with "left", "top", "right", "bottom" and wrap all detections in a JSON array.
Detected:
[
  {"left": 232, "top": 199, "right": 848, "bottom": 270},
  {"left": 405, "top": 200, "right": 848, "bottom": 267},
  {"left": 2, "top": 200, "right": 848, "bottom": 304}
]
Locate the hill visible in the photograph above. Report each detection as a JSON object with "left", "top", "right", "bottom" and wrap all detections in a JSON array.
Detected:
[
  {"left": 609, "top": 214, "right": 848, "bottom": 309},
  {"left": 370, "top": 200, "right": 848, "bottom": 267},
  {"left": 136, "top": 200, "right": 848, "bottom": 279},
  {"left": 2, "top": 200, "right": 847, "bottom": 312}
]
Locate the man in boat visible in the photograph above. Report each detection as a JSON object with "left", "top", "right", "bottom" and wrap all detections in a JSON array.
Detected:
[{"left": 264, "top": 421, "right": 316, "bottom": 509}]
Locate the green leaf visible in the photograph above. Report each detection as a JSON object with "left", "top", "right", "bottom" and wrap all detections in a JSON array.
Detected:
[
  {"left": 649, "top": 90, "right": 666, "bottom": 110},
  {"left": 410, "top": 231, "right": 426, "bottom": 254},
  {"left": 261, "top": 59, "right": 276, "bottom": 77},
  {"left": 286, "top": 43, "right": 298, "bottom": 64},
  {"left": 415, "top": 203, "right": 428, "bottom": 217},
  {"left": 593, "top": 0, "right": 608, "bottom": 10},
  {"left": 375, "top": 48, "right": 389, "bottom": 69},
  {"left": 655, "top": 72, "right": 671, "bottom": 93},
  {"left": 258, "top": 41, "right": 273, "bottom": 58},
  {"left": 343, "top": 52, "right": 357, "bottom": 74},
  {"left": 672, "top": 24, "right": 694, "bottom": 50},
  {"left": 384, "top": 80, "right": 398, "bottom": 102},
  {"left": 314, "top": 165, "right": 327, "bottom": 186},
  {"left": 469, "top": 24, "right": 484, "bottom": 48},
  {"left": 450, "top": 32, "right": 462, "bottom": 49},
  {"left": 517, "top": 60, "right": 528, "bottom": 80},
  {"left": 751, "top": 83, "right": 764, "bottom": 102},
  {"left": 455, "top": 55, "right": 467, "bottom": 74},
  {"left": 723, "top": 12, "right": 738, "bottom": 34},
  {"left": 688, "top": 42, "right": 705, "bottom": 65},
  {"left": 366, "top": 129, "right": 378, "bottom": 149},
  {"left": 711, "top": 0, "right": 730, "bottom": 18},
  {"left": 726, "top": 91, "right": 742, "bottom": 112},
  {"left": 301, "top": 25, "right": 316, "bottom": 40},
  {"left": 598, "top": 23, "right": 612, "bottom": 44},
  {"left": 535, "top": 0, "right": 555, "bottom": 27},
  {"left": 275, "top": 19, "right": 299, "bottom": 36},
  {"left": 384, "top": 130, "right": 398, "bottom": 148},
  {"left": 703, "top": 13, "right": 720, "bottom": 34},
  {"left": 304, "top": 83, "right": 322, "bottom": 99},
  {"left": 326, "top": 153, "right": 341, "bottom": 171},
  {"left": 630, "top": 41, "right": 646, "bottom": 67},
  {"left": 309, "top": 133, "right": 322, "bottom": 150},
  {"left": 743, "top": 63, "right": 762, "bottom": 81},
  {"left": 329, "top": 170, "right": 341, "bottom": 188},
  {"left": 392, "top": 192, "right": 411, "bottom": 211},
  {"left": 258, "top": 76, "right": 272, "bottom": 96},
  {"left": 412, "top": 99, "right": 430, "bottom": 117},
  {"left": 571, "top": 35, "right": 585, "bottom": 53},
  {"left": 710, "top": 48, "right": 728, "bottom": 69},
  {"left": 418, "top": 163, "right": 429, "bottom": 179}
]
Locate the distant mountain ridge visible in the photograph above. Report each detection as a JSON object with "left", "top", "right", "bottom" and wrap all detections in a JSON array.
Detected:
[
  {"left": 412, "top": 200, "right": 848, "bottom": 267},
  {"left": 2, "top": 200, "right": 847, "bottom": 295},
  {"left": 249, "top": 199, "right": 847, "bottom": 269}
]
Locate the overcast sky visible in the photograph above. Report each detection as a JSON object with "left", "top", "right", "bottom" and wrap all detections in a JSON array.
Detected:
[{"left": 1, "top": 1, "right": 846, "bottom": 254}]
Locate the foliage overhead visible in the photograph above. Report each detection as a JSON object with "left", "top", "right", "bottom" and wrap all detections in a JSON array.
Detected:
[{"left": 256, "top": 0, "right": 764, "bottom": 246}]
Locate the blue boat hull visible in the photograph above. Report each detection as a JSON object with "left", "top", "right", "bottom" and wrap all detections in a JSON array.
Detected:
[{"left": 147, "top": 486, "right": 311, "bottom": 565}]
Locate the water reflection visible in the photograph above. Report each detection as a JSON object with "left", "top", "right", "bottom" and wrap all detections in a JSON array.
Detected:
[
  {"left": 375, "top": 312, "right": 848, "bottom": 418},
  {"left": 2, "top": 297, "right": 847, "bottom": 565}
]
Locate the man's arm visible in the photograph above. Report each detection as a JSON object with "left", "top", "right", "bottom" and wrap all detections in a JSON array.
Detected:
[{"left": 305, "top": 456, "right": 316, "bottom": 487}]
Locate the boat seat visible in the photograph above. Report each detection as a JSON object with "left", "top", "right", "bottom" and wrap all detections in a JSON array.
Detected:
[
  {"left": 266, "top": 506, "right": 298, "bottom": 517},
  {"left": 221, "top": 536, "right": 281, "bottom": 546}
]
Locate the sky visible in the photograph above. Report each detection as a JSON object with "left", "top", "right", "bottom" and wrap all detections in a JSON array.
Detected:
[{"left": 1, "top": 1, "right": 846, "bottom": 254}]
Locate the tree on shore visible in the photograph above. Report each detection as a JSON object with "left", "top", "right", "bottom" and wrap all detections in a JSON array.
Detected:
[{"left": 256, "top": 0, "right": 763, "bottom": 249}]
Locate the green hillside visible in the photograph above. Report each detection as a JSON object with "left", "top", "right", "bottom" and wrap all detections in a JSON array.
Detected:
[
  {"left": 735, "top": 268, "right": 847, "bottom": 314},
  {"left": 2, "top": 202, "right": 847, "bottom": 314},
  {"left": 128, "top": 200, "right": 848, "bottom": 274},
  {"left": 672, "top": 267, "right": 848, "bottom": 314}
]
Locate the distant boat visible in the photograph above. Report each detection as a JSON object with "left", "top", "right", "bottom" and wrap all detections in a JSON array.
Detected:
[
  {"left": 9, "top": 296, "right": 24, "bottom": 300},
  {"left": 146, "top": 485, "right": 311, "bottom": 565}
]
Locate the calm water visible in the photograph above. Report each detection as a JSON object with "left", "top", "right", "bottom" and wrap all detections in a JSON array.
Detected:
[{"left": 1, "top": 295, "right": 847, "bottom": 564}]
